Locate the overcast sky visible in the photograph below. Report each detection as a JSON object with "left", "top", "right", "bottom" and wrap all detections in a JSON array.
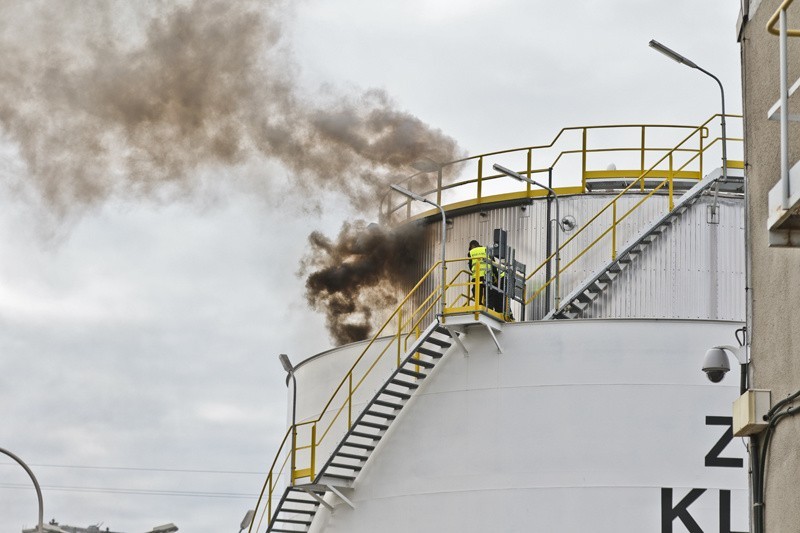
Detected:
[{"left": 0, "top": 1, "right": 742, "bottom": 532}]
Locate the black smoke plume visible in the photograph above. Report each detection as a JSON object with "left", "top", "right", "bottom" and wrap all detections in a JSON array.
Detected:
[
  {"left": 300, "top": 221, "right": 425, "bottom": 346},
  {"left": 0, "top": 0, "right": 461, "bottom": 219},
  {"left": 0, "top": 0, "right": 461, "bottom": 341}
]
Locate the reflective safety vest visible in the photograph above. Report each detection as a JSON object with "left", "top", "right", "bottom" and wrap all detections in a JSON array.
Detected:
[{"left": 469, "top": 246, "right": 488, "bottom": 279}]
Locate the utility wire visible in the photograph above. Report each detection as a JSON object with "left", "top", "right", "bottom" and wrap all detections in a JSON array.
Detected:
[
  {"left": 0, "top": 462, "right": 264, "bottom": 475},
  {"left": 0, "top": 482, "right": 258, "bottom": 500}
]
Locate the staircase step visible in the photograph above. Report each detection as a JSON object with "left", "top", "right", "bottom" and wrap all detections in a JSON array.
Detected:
[
  {"left": 398, "top": 367, "right": 427, "bottom": 379},
  {"left": 597, "top": 272, "right": 616, "bottom": 283},
  {"left": 407, "top": 357, "right": 435, "bottom": 369},
  {"left": 416, "top": 347, "right": 443, "bottom": 358},
  {"left": 329, "top": 462, "right": 363, "bottom": 471},
  {"left": 274, "top": 518, "right": 312, "bottom": 525},
  {"left": 434, "top": 325, "right": 449, "bottom": 335},
  {"left": 425, "top": 336, "right": 452, "bottom": 348},
  {"left": 373, "top": 399, "right": 404, "bottom": 410},
  {"left": 334, "top": 452, "right": 369, "bottom": 461},
  {"left": 319, "top": 472, "right": 355, "bottom": 482},
  {"left": 349, "top": 430, "right": 382, "bottom": 440},
  {"left": 381, "top": 389, "right": 411, "bottom": 400},
  {"left": 272, "top": 528, "right": 305, "bottom": 533},
  {"left": 284, "top": 498, "right": 320, "bottom": 506},
  {"left": 281, "top": 500, "right": 319, "bottom": 514},
  {"left": 341, "top": 441, "right": 375, "bottom": 451},
  {"left": 364, "top": 409, "right": 396, "bottom": 420},
  {"left": 357, "top": 420, "right": 389, "bottom": 430},
  {"left": 576, "top": 291, "right": 595, "bottom": 304},
  {"left": 389, "top": 378, "right": 419, "bottom": 389}
]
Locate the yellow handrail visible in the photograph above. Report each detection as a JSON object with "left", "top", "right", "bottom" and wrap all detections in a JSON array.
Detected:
[
  {"left": 768, "top": 0, "right": 800, "bottom": 36},
  {"left": 381, "top": 122, "right": 716, "bottom": 223},
  {"left": 249, "top": 260, "right": 445, "bottom": 532},
  {"left": 521, "top": 114, "right": 742, "bottom": 308}
]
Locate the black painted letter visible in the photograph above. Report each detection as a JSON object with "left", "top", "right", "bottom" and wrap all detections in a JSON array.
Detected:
[
  {"left": 705, "top": 416, "right": 743, "bottom": 468},
  {"left": 662, "top": 488, "right": 706, "bottom": 533}
]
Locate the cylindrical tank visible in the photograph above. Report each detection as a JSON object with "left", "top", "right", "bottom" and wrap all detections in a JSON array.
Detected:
[
  {"left": 293, "top": 319, "right": 747, "bottom": 533},
  {"left": 260, "top": 120, "right": 749, "bottom": 531}
]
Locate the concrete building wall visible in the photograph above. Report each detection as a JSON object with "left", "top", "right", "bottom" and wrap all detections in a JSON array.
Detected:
[{"left": 740, "top": 1, "right": 800, "bottom": 531}]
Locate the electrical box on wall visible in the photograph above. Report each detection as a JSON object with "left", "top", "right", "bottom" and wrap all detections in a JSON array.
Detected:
[{"left": 732, "top": 389, "right": 771, "bottom": 436}]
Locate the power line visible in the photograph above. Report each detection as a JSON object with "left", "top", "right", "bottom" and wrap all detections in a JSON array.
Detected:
[
  {"left": 0, "top": 462, "right": 264, "bottom": 475},
  {"left": 0, "top": 482, "right": 258, "bottom": 500}
]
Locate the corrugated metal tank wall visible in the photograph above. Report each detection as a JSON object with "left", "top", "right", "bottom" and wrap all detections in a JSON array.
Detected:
[{"left": 410, "top": 192, "right": 744, "bottom": 321}]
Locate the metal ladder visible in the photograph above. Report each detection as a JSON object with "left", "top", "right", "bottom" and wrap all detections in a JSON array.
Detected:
[
  {"left": 547, "top": 171, "right": 744, "bottom": 320},
  {"left": 266, "top": 320, "right": 456, "bottom": 532}
]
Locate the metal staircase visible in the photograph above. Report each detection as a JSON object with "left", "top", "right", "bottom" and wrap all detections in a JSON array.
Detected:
[
  {"left": 266, "top": 320, "right": 456, "bottom": 532},
  {"left": 547, "top": 170, "right": 744, "bottom": 320}
]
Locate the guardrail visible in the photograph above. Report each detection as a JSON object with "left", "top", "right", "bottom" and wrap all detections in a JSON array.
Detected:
[{"left": 380, "top": 119, "right": 737, "bottom": 224}]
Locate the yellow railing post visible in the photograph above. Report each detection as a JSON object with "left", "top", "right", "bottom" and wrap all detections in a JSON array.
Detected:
[
  {"left": 477, "top": 156, "right": 483, "bottom": 200},
  {"left": 268, "top": 472, "right": 273, "bottom": 524},
  {"left": 310, "top": 423, "right": 317, "bottom": 481},
  {"left": 436, "top": 169, "right": 442, "bottom": 206},
  {"left": 526, "top": 149, "right": 533, "bottom": 196},
  {"left": 581, "top": 127, "right": 588, "bottom": 192},
  {"left": 396, "top": 308, "right": 403, "bottom": 368},
  {"left": 612, "top": 200, "right": 617, "bottom": 261},
  {"left": 441, "top": 261, "right": 447, "bottom": 312},
  {"left": 699, "top": 128, "right": 704, "bottom": 179},
  {"left": 290, "top": 426, "right": 297, "bottom": 485},
  {"left": 348, "top": 373, "right": 353, "bottom": 428},
  {"left": 640, "top": 126, "right": 646, "bottom": 192},
  {"left": 668, "top": 153, "right": 675, "bottom": 211},
  {"left": 473, "top": 267, "right": 480, "bottom": 319}
]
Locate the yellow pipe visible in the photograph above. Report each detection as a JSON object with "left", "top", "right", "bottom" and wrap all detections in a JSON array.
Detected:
[{"left": 768, "top": 0, "right": 800, "bottom": 36}]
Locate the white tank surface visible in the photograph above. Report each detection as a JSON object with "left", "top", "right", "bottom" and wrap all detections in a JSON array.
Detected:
[{"left": 298, "top": 319, "right": 748, "bottom": 533}]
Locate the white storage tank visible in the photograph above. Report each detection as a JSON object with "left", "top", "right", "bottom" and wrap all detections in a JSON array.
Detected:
[{"left": 249, "top": 120, "right": 749, "bottom": 533}]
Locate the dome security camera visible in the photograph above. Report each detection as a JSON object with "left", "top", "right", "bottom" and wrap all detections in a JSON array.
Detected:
[{"left": 702, "top": 348, "right": 731, "bottom": 383}]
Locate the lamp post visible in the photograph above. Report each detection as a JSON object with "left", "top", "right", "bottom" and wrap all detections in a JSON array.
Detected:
[
  {"left": 390, "top": 184, "right": 447, "bottom": 317},
  {"left": 278, "top": 353, "right": 297, "bottom": 484},
  {"left": 493, "top": 163, "right": 564, "bottom": 310},
  {"left": 648, "top": 39, "right": 728, "bottom": 184},
  {"left": 0, "top": 447, "right": 43, "bottom": 533}
]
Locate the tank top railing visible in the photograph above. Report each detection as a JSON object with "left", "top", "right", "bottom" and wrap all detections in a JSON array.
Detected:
[
  {"left": 521, "top": 114, "right": 742, "bottom": 313},
  {"left": 380, "top": 118, "right": 736, "bottom": 225}
]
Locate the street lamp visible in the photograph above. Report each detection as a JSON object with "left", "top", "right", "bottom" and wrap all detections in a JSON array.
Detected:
[
  {"left": 0, "top": 447, "right": 43, "bottom": 533},
  {"left": 492, "top": 163, "right": 564, "bottom": 310},
  {"left": 239, "top": 510, "right": 255, "bottom": 533},
  {"left": 649, "top": 39, "right": 728, "bottom": 184},
  {"left": 278, "top": 353, "right": 297, "bottom": 482},
  {"left": 390, "top": 184, "right": 448, "bottom": 317},
  {"left": 702, "top": 344, "right": 748, "bottom": 394}
]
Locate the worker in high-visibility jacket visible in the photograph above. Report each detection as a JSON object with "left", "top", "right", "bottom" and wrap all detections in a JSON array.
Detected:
[{"left": 468, "top": 240, "right": 489, "bottom": 308}]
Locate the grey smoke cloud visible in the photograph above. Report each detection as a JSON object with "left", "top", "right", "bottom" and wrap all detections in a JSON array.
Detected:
[
  {"left": 0, "top": 0, "right": 461, "bottom": 219},
  {"left": 300, "top": 221, "right": 424, "bottom": 345}
]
